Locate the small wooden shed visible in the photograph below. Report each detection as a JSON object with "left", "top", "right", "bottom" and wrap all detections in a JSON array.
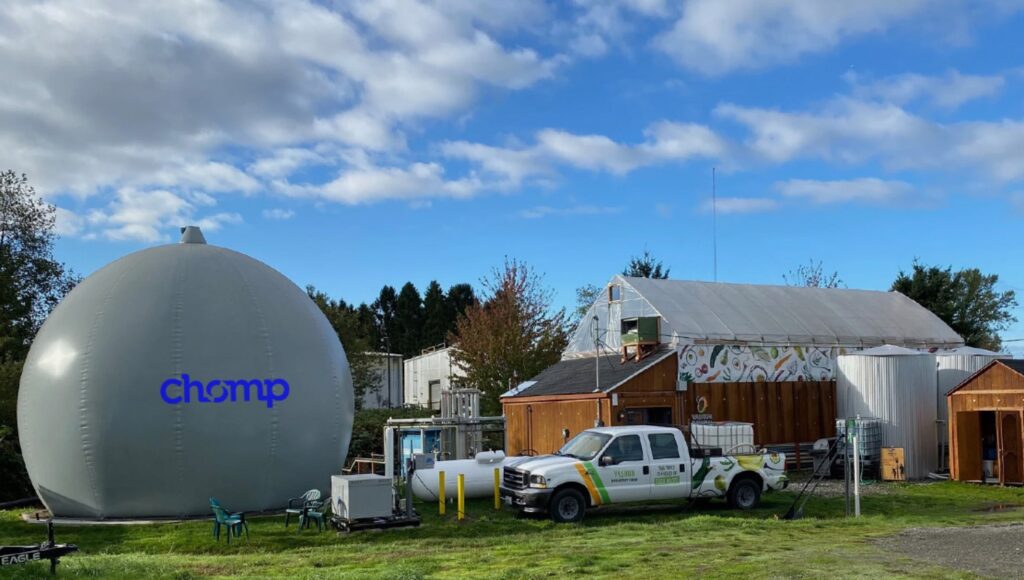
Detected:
[{"left": 947, "top": 359, "right": 1024, "bottom": 485}]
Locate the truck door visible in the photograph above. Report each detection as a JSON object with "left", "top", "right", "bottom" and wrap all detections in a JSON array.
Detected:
[
  {"left": 594, "top": 434, "right": 651, "bottom": 502},
  {"left": 648, "top": 431, "right": 690, "bottom": 500}
]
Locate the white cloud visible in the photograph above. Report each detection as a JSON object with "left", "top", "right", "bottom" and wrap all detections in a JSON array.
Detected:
[
  {"left": 73, "top": 188, "right": 243, "bottom": 242},
  {"left": 445, "top": 121, "right": 724, "bottom": 180},
  {"left": 262, "top": 208, "right": 296, "bottom": 220},
  {"left": 654, "top": 0, "right": 937, "bottom": 75},
  {"left": 0, "top": 0, "right": 561, "bottom": 209},
  {"left": 282, "top": 162, "right": 484, "bottom": 205},
  {"left": 702, "top": 197, "right": 779, "bottom": 214},
  {"left": 776, "top": 178, "right": 915, "bottom": 205},
  {"left": 843, "top": 70, "right": 1005, "bottom": 109},
  {"left": 53, "top": 207, "right": 83, "bottom": 236},
  {"left": 715, "top": 98, "right": 1024, "bottom": 181},
  {"left": 518, "top": 204, "right": 623, "bottom": 219}
]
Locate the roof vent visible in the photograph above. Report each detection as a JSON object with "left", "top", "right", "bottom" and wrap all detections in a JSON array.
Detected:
[{"left": 179, "top": 226, "right": 207, "bottom": 244}]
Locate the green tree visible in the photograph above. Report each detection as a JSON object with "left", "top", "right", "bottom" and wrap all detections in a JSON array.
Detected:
[
  {"left": 394, "top": 282, "right": 424, "bottom": 357},
  {"left": 445, "top": 283, "right": 477, "bottom": 332},
  {"left": 421, "top": 280, "right": 448, "bottom": 349},
  {"left": 373, "top": 285, "right": 398, "bottom": 352},
  {"left": 574, "top": 283, "right": 602, "bottom": 321},
  {"left": 306, "top": 287, "right": 377, "bottom": 409},
  {"left": 623, "top": 249, "right": 670, "bottom": 279},
  {"left": 450, "top": 259, "right": 569, "bottom": 415},
  {"left": 891, "top": 262, "right": 1017, "bottom": 351},
  {"left": 0, "top": 171, "right": 78, "bottom": 499},
  {"left": 784, "top": 259, "right": 844, "bottom": 288}
]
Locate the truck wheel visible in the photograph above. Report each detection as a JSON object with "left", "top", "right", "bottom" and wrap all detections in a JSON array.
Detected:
[
  {"left": 727, "top": 478, "right": 761, "bottom": 510},
  {"left": 550, "top": 488, "right": 586, "bottom": 523}
]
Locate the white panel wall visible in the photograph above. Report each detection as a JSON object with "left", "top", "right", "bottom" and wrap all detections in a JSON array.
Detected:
[{"left": 403, "top": 347, "right": 465, "bottom": 409}]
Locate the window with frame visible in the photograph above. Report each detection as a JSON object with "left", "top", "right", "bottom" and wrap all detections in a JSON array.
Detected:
[
  {"left": 648, "top": 433, "right": 680, "bottom": 460},
  {"left": 605, "top": 434, "right": 644, "bottom": 463}
]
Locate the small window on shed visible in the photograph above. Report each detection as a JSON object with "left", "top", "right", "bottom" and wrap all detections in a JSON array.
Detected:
[{"left": 608, "top": 284, "right": 622, "bottom": 302}]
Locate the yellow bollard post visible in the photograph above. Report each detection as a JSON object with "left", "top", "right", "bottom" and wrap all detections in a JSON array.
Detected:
[
  {"left": 493, "top": 467, "right": 501, "bottom": 510},
  {"left": 457, "top": 473, "right": 465, "bottom": 521},
  {"left": 438, "top": 471, "right": 446, "bottom": 516}
]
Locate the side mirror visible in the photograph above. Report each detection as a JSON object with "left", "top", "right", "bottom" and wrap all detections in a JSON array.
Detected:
[{"left": 600, "top": 455, "right": 615, "bottom": 466}]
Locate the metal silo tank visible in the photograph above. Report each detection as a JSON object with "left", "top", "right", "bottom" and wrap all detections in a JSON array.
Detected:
[
  {"left": 935, "top": 347, "right": 1001, "bottom": 471},
  {"left": 837, "top": 346, "right": 938, "bottom": 479}
]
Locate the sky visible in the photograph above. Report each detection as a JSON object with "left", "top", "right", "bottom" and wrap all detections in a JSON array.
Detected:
[{"left": 3, "top": 0, "right": 1024, "bottom": 344}]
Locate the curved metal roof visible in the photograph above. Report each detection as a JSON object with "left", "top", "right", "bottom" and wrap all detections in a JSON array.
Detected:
[{"left": 616, "top": 276, "right": 962, "bottom": 348}]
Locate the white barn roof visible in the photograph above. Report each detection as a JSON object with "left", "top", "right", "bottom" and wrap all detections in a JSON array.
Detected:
[{"left": 567, "top": 276, "right": 963, "bottom": 354}]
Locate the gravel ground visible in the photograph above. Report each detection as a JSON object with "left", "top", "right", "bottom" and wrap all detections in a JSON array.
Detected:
[
  {"left": 884, "top": 522, "right": 1024, "bottom": 579},
  {"left": 787, "top": 473, "right": 935, "bottom": 498}
]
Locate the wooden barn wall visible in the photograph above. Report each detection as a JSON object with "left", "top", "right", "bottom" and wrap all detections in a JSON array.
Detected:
[
  {"left": 947, "top": 362, "right": 1024, "bottom": 482},
  {"left": 681, "top": 381, "right": 837, "bottom": 445},
  {"left": 503, "top": 397, "right": 611, "bottom": 456}
]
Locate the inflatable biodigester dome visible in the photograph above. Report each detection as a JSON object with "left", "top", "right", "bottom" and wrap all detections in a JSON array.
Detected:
[{"left": 17, "top": 227, "right": 354, "bottom": 518}]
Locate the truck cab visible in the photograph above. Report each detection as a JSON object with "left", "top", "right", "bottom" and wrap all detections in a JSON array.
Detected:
[{"left": 500, "top": 426, "right": 787, "bottom": 522}]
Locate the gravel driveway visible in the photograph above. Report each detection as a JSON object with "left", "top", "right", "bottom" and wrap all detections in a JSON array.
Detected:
[{"left": 885, "top": 523, "right": 1024, "bottom": 579}]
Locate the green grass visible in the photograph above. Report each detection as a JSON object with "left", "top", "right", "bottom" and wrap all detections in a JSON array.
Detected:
[{"left": 1, "top": 482, "right": 1023, "bottom": 579}]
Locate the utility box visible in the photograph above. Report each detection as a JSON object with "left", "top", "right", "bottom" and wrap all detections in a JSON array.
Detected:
[
  {"left": 621, "top": 317, "right": 660, "bottom": 347},
  {"left": 331, "top": 475, "right": 393, "bottom": 521}
]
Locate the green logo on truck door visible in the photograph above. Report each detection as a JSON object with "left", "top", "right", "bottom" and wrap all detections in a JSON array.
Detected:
[{"left": 582, "top": 461, "right": 611, "bottom": 504}]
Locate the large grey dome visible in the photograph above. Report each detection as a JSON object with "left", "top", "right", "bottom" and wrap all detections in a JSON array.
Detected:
[{"left": 17, "top": 227, "right": 354, "bottom": 518}]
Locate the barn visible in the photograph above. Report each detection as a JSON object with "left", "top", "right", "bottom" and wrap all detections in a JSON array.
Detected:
[
  {"left": 947, "top": 359, "right": 1024, "bottom": 485},
  {"left": 502, "top": 276, "right": 962, "bottom": 460}
]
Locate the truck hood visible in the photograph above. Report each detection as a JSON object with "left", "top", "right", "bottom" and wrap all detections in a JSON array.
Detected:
[{"left": 507, "top": 454, "right": 581, "bottom": 473}]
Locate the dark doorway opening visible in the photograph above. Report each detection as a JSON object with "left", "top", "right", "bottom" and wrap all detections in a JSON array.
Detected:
[{"left": 622, "top": 407, "right": 673, "bottom": 426}]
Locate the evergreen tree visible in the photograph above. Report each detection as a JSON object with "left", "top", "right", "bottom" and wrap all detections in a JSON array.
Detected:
[
  {"left": 373, "top": 285, "right": 398, "bottom": 351},
  {"left": 394, "top": 282, "right": 424, "bottom": 357},
  {"left": 623, "top": 250, "right": 670, "bottom": 279},
  {"left": 421, "top": 280, "right": 448, "bottom": 349},
  {"left": 445, "top": 283, "right": 477, "bottom": 335}
]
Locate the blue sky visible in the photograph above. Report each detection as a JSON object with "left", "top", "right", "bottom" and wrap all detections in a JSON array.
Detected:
[{"left": 4, "top": 1, "right": 1024, "bottom": 343}]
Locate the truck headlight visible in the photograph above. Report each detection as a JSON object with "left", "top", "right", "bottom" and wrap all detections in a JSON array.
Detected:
[{"left": 529, "top": 474, "right": 547, "bottom": 488}]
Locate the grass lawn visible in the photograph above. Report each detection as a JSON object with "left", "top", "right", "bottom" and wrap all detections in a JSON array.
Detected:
[{"left": 1, "top": 481, "right": 1023, "bottom": 579}]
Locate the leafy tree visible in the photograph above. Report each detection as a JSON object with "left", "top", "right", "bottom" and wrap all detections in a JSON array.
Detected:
[
  {"left": 306, "top": 287, "right": 377, "bottom": 409},
  {"left": 0, "top": 171, "right": 78, "bottom": 500},
  {"left": 394, "top": 282, "right": 424, "bottom": 357},
  {"left": 574, "top": 283, "right": 602, "bottom": 321},
  {"left": 891, "top": 262, "right": 1017, "bottom": 351},
  {"left": 784, "top": 259, "right": 844, "bottom": 288},
  {"left": 450, "top": 259, "right": 569, "bottom": 415},
  {"left": 623, "top": 250, "right": 669, "bottom": 279},
  {"left": 421, "top": 280, "right": 448, "bottom": 349}
]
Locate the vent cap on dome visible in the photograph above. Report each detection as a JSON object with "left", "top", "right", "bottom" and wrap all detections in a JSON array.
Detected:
[{"left": 179, "top": 226, "right": 207, "bottom": 244}]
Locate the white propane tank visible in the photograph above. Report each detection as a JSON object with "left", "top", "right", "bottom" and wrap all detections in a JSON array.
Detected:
[{"left": 411, "top": 451, "right": 510, "bottom": 500}]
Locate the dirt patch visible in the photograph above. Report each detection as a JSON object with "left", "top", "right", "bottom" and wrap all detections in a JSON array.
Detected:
[
  {"left": 785, "top": 474, "right": 930, "bottom": 498},
  {"left": 883, "top": 524, "right": 1024, "bottom": 579}
]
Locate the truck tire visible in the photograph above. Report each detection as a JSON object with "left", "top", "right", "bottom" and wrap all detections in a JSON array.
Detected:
[
  {"left": 727, "top": 477, "right": 761, "bottom": 510},
  {"left": 550, "top": 488, "right": 586, "bottom": 523}
]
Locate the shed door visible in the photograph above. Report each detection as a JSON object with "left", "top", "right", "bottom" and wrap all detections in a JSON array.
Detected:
[
  {"left": 997, "top": 411, "right": 1023, "bottom": 485},
  {"left": 955, "top": 411, "right": 983, "bottom": 481}
]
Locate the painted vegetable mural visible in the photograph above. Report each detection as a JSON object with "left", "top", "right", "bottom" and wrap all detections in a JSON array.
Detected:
[{"left": 678, "top": 344, "right": 844, "bottom": 384}]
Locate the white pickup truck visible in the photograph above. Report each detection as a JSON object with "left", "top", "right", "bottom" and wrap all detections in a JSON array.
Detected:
[{"left": 500, "top": 425, "right": 788, "bottom": 522}]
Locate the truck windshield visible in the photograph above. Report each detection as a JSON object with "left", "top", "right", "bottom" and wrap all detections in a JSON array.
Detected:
[{"left": 557, "top": 431, "right": 612, "bottom": 460}]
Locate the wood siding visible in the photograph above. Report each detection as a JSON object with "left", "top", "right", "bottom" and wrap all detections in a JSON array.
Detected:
[
  {"left": 681, "top": 381, "right": 837, "bottom": 445},
  {"left": 947, "top": 361, "right": 1024, "bottom": 483},
  {"left": 502, "top": 355, "right": 678, "bottom": 455}
]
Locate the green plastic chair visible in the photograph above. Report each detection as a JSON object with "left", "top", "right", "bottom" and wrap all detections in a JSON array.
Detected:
[
  {"left": 210, "top": 498, "right": 248, "bottom": 543},
  {"left": 284, "top": 489, "right": 322, "bottom": 529},
  {"left": 300, "top": 496, "right": 328, "bottom": 532}
]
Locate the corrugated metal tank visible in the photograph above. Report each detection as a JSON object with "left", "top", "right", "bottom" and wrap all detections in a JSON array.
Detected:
[
  {"left": 17, "top": 227, "right": 354, "bottom": 518},
  {"left": 837, "top": 345, "right": 937, "bottom": 479},
  {"left": 936, "top": 347, "right": 1002, "bottom": 422}
]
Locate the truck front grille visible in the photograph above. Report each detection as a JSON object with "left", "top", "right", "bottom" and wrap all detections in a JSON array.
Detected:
[{"left": 503, "top": 467, "right": 527, "bottom": 490}]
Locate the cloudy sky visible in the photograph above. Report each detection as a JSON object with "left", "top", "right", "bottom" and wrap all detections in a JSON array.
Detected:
[{"left": 4, "top": 0, "right": 1024, "bottom": 340}]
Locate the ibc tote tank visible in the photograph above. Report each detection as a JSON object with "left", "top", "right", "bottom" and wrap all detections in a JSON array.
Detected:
[
  {"left": 17, "top": 226, "right": 354, "bottom": 518},
  {"left": 837, "top": 345, "right": 937, "bottom": 479}
]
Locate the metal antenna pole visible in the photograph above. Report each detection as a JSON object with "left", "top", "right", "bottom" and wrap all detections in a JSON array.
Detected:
[
  {"left": 712, "top": 167, "right": 718, "bottom": 283},
  {"left": 592, "top": 315, "right": 603, "bottom": 427}
]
